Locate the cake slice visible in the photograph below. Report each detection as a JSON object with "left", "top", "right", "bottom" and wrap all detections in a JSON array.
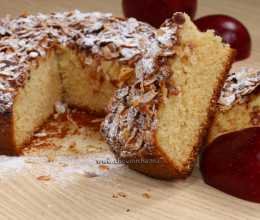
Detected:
[
  {"left": 208, "top": 68, "right": 260, "bottom": 143},
  {"left": 102, "top": 13, "right": 235, "bottom": 179}
]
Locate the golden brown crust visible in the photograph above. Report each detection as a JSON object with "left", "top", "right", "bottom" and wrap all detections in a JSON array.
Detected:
[
  {"left": 128, "top": 147, "right": 182, "bottom": 180},
  {"left": 0, "top": 111, "right": 18, "bottom": 155}
]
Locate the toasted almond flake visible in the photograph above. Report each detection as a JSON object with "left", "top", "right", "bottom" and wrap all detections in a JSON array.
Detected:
[
  {"left": 90, "top": 118, "right": 104, "bottom": 123},
  {"left": 54, "top": 101, "right": 67, "bottom": 114},
  {"left": 139, "top": 90, "right": 158, "bottom": 104},
  {"left": 29, "top": 51, "right": 39, "bottom": 58},
  {"left": 84, "top": 56, "right": 93, "bottom": 65},
  {"left": 219, "top": 68, "right": 260, "bottom": 107},
  {"left": 101, "top": 44, "right": 120, "bottom": 59}
]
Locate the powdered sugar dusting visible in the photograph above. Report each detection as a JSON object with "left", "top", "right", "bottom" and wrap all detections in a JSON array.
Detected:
[
  {"left": 0, "top": 153, "right": 123, "bottom": 186},
  {"left": 0, "top": 156, "right": 25, "bottom": 174}
]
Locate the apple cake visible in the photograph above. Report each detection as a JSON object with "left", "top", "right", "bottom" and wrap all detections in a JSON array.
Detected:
[{"left": 0, "top": 10, "right": 234, "bottom": 179}]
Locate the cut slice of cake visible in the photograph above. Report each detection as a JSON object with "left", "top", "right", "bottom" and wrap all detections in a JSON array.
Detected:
[
  {"left": 208, "top": 68, "right": 260, "bottom": 143},
  {"left": 102, "top": 13, "right": 235, "bottom": 179}
]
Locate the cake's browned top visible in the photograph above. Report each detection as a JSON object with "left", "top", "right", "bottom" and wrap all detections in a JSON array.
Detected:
[
  {"left": 219, "top": 67, "right": 260, "bottom": 109},
  {"left": 101, "top": 14, "right": 185, "bottom": 159},
  {"left": 0, "top": 10, "right": 182, "bottom": 114}
]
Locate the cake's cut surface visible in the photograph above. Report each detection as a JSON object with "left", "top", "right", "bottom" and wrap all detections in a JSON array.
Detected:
[
  {"left": 208, "top": 68, "right": 260, "bottom": 143},
  {"left": 101, "top": 14, "right": 234, "bottom": 179}
]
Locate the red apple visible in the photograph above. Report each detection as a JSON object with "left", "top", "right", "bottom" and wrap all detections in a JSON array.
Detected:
[
  {"left": 200, "top": 127, "right": 260, "bottom": 203},
  {"left": 122, "top": 0, "right": 198, "bottom": 28},
  {"left": 195, "top": 15, "right": 251, "bottom": 61}
]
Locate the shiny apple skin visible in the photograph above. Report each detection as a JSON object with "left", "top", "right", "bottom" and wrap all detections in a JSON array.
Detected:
[
  {"left": 122, "top": 0, "right": 197, "bottom": 28},
  {"left": 200, "top": 127, "right": 260, "bottom": 203},
  {"left": 195, "top": 15, "right": 251, "bottom": 61}
]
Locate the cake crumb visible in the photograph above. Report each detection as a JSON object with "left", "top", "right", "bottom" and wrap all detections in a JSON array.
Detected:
[
  {"left": 99, "top": 164, "right": 109, "bottom": 171},
  {"left": 37, "top": 175, "right": 51, "bottom": 181},
  {"left": 118, "top": 192, "right": 127, "bottom": 198},
  {"left": 68, "top": 143, "right": 79, "bottom": 154},
  {"left": 112, "top": 192, "right": 127, "bottom": 198},
  {"left": 142, "top": 192, "right": 151, "bottom": 199},
  {"left": 112, "top": 193, "right": 118, "bottom": 198}
]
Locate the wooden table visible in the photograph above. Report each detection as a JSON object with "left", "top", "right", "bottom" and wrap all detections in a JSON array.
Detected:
[{"left": 0, "top": 0, "right": 259, "bottom": 219}]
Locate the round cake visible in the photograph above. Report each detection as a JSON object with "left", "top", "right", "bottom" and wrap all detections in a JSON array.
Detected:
[{"left": 0, "top": 10, "right": 234, "bottom": 179}]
